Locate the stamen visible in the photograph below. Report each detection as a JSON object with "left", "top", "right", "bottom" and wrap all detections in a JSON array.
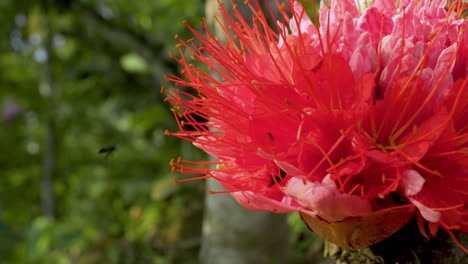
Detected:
[
  {"left": 178, "top": 159, "right": 222, "bottom": 165},
  {"left": 431, "top": 203, "right": 464, "bottom": 212},
  {"left": 174, "top": 175, "right": 212, "bottom": 183},
  {"left": 207, "top": 189, "right": 245, "bottom": 194}
]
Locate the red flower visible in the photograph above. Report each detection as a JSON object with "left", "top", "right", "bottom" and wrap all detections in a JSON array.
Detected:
[{"left": 165, "top": 0, "right": 467, "bottom": 250}]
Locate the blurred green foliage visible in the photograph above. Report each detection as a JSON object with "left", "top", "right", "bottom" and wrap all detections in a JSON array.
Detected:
[
  {"left": 0, "top": 0, "right": 324, "bottom": 263},
  {"left": 1, "top": 0, "right": 206, "bottom": 263}
]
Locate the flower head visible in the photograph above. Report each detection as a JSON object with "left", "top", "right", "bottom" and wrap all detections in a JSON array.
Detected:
[{"left": 165, "top": 0, "right": 467, "bottom": 250}]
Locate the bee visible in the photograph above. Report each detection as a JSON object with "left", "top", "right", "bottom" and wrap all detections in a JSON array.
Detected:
[
  {"left": 267, "top": 132, "right": 274, "bottom": 142},
  {"left": 99, "top": 145, "right": 116, "bottom": 161}
]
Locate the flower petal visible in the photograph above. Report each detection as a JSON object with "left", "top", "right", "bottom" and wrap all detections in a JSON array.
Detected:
[
  {"left": 231, "top": 191, "right": 304, "bottom": 213},
  {"left": 409, "top": 198, "right": 441, "bottom": 223},
  {"left": 401, "top": 169, "right": 425, "bottom": 196},
  {"left": 282, "top": 175, "right": 372, "bottom": 222}
]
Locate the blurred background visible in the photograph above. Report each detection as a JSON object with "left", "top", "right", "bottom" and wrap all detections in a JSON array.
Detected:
[{"left": 0, "top": 0, "right": 326, "bottom": 263}]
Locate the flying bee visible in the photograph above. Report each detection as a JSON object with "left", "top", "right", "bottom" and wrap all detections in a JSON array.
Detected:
[{"left": 99, "top": 145, "right": 116, "bottom": 161}]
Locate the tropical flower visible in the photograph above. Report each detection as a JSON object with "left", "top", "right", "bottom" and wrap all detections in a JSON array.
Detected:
[{"left": 164, "top": 0, "right": 467, "bottom": 250}]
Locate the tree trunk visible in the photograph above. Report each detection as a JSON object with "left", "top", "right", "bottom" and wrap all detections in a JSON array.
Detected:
[
  {"left": 200, "top": 1, "right": 290, "bottom": 264},
  {"left": 200, "top": 179, "right": 290, "bottom": 264},
  {"left": 40, "top": 0, "right": 56, "bottom": 218}
]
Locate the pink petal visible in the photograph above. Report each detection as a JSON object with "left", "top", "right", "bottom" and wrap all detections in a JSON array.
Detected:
[
  {"left": 256, "top": 148, "right": 274, "bottom": 160},
  {"left": 282, "top": 175, "right": 372, "bottom": 222},
  {"left": 374, "top": 0, "right": 397, "bottom": 17},
  {"left": 429, "top": 43, "right": 457, "bottom": 102},
  {"left": 357, "top": 7, "right": 393, "bottom": 46},
  {"left": 401, "top": 169, "right": 425, "bottom": 196},
  {"left": 274, "top": 160, "right": 303, "bottom": 177},
  {"left": 231, "top": 191, "right": 303, "bottom": 213},
  {"left": 409, "top": 198, "right": 441, "bottom": 223},
  {"left": 290, "top": 1, "right": 314, "bottom": 36}
]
